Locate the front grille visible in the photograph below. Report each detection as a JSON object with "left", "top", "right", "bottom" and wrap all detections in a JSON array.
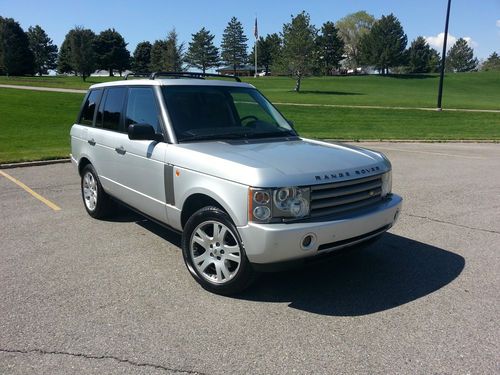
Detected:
[{"left": 310, "top": 174, "right": 383, "bottom": 218}]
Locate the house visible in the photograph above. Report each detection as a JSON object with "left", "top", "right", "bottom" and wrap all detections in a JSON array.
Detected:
[{"left": 216, "top": 65, "right": 260, "bottom": 77}]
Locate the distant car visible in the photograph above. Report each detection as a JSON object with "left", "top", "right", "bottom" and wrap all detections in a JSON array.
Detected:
[
  {"left": 70, "top": 72, "right": 402, "bottom": 295},
  {"left": 257, "top": 70, "right": 270, "bottom": 77}
]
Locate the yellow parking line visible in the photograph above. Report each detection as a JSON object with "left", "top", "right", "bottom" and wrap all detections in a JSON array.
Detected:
[{"left": 0, "top": 170, "right": 61, "bottom": 211}]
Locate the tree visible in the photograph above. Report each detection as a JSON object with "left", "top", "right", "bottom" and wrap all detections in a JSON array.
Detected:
[
  {"left": 446, "top": 38, "right": 478, "bottom": 72},
  {"left": 359, "top": 14, "right": 407, "bottom": 74},
  {"left": 336, "top": 11, "right": 375, "bottom": 69},
  {"left": 57, "top": 36, "right": 74, "bottom": 74},
  {"left": 0, "top": 16, "right": 34, "bottom": 76},
  {"left": 149, "top": 30, "right": 184, "bottom": 72},
  {"left": 132, "top": 41, "right": 152, "bottom": 73},
  {"left": 249, "top": 33, "right": 282, "bottom": 75},
  {"left": 481, "top": 52, "right": 500, "bottom": 71},
  {"left": 221, "top": 17, "right": 248, "bottom": 74},
  {"left": 27, "top": 25, "right": 57, "bottom": 76},
  {"left": 316, "top": 21, "right": 344, "bottom": 75},
  {"left": 407, "top": 36, "right": 434, "bottom": 73},
  {"left": 185, "top": 27, "right": 219, "bottom": 73},
  {"left": 94, "top": 28, "right": 130, "bottom": 76},
  {"left": 280, "top": 11, "right": 317, "bottom": 91},
  {"left": 68, "top": 27, "right": 96, "bottom": 81}
]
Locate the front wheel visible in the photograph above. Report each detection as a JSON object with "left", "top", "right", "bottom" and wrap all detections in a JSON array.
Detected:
[
  {"left": 81, "top": 164, "right": 113, "bottom": 219},
  {"left": 181, "top": 206, "right": 257, "bottom": 295}
]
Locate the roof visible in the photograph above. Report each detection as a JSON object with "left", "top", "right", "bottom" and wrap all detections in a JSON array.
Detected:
[{"left": 89, "top": 78, "right": 254, "bottom": 90}]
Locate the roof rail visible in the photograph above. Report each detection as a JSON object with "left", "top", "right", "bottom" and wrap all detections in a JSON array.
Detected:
[
  {"left": 149, "top": 71, "right": 241, "bottom": 83},
  {"left": 124, "top": 72, "right": 151, "bottom": 80}
]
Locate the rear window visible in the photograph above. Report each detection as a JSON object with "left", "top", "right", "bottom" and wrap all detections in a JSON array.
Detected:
[
  {"left": 97, "top": 87, "right": 127, "bottom": 132},
  {"left": 79, "top": 89, "right": 102, "bottom": 126}
]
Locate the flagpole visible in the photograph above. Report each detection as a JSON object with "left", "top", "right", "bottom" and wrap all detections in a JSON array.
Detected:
[{"left": 254, "top": 16, "right": 258, "bottom": 77}]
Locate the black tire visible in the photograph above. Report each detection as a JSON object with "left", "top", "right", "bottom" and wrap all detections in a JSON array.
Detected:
[
  {"left": 80, "top": 164, "right": 113, "bottom": 219},
  {"left": 181, "top": 206, "right": 257, "bottom": 295}
]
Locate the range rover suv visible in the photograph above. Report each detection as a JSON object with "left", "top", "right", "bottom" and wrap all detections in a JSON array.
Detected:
[{"left": 70, "top": 72, "right": 402, "bottom": 295}]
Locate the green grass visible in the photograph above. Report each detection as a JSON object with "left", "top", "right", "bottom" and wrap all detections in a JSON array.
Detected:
[
  {"left": 0, "top": 72, "right": 499, "bottom": 163},
  {"left": 0, "top": 88, "right": 83, "bottom": 163},
  {"left": 1, "top": 72, "right": 499, "bottom": 110}
]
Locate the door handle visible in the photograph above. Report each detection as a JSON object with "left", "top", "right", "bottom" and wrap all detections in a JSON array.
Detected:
[
  {"left": 87, "top": 138, "right": 96, "bottom": 146},
  {"left": 115, "top": 146, "right": 126, "bottom": 155}
]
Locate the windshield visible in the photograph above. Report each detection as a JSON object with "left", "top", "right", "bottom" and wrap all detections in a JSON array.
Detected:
[{"left": 162, "top": 85, "right": 297, "bottom": 142}]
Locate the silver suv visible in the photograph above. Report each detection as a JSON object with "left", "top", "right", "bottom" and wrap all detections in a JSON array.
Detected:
[{"left": 70, "top": 72, "right": 402, "bottom": 295}]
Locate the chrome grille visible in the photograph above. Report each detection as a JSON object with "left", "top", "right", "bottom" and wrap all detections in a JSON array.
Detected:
[{"left": 310, "top": 174, "right": 383, "bottom": 218}]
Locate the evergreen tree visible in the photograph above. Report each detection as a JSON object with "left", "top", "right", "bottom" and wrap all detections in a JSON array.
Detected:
[
  {"left": 316, "top": 21, "right": 344, "bottom": 75},
  {"left": 249, "top": 33, "right": 282, "bottom": 75},
  {"left": 359, "top": 14, "right": 407, "bottom": 74},
  {"left": 336, "top": 11, "right": 375, "bottom": 69},
  {"left": 57, "top": 36, "right": 74, "bottom": 74},
  {"left": 428, "top": 49, "right": 441, "bottom": 73},
  {"left": 132, "top": 41, "right": 152, "bottom": 73},
  {"left": 221, "top": 17, "right": 248, "bottom": 74},
  {"left": 481, "top": 52, "right": 500, "bottom": 71},
  {"left": 407, "top": 36, "right": 433, "bottom": 73},
  {"left": 446, "top": 38, "right": 478, "bottom": 72},
  {"left": 27, "top": 25, "right": 58, "bottom": 76},
  {"left": 94, "top": 28, "right": 130, "bottom": 76},
  {"left": 150, "top": 39, "right": 167, "bottom": 72},
  {"left": 68, "top": 27, "right": 96, "bottom": 81},
  {"left": 0, "top": 16, "right": 35, "bottom": 76},
  {"left": 280, "top": 11, "right": 317, "bottom": 91},
  {"left": 149, "top": 30, "right": 184, "bottom": 72},
  {"left": 185, "top": 27, "right": 219, "bottom": 73}
]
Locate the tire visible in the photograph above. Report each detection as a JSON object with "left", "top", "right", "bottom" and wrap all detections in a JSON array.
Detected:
[
  {"left": 181, "top": 206, "right": 257, "bottom": 295},
  {"left": 81, "top": 164, "right": 113, "bottom": 219}
]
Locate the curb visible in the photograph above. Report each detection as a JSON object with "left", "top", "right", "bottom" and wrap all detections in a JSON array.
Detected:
[
  {"left": 0, "top": 158, "right": 71, "bottom": 169},
  {"left": 326, "top": 139, "right": 500, "bottom": 143}
]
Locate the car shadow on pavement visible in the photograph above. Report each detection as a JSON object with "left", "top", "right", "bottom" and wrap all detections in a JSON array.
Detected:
[{"left": 237, "top": 233, "right": 465, "bottom": 316}]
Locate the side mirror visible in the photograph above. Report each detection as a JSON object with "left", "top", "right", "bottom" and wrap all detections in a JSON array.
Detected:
[{"left": 128, "top": 123, "right": 163, "bottom": 142}]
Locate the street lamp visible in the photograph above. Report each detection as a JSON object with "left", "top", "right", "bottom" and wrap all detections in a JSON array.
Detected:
[{"left": 437, "top": 0, "right": 452, "bottom": 111}]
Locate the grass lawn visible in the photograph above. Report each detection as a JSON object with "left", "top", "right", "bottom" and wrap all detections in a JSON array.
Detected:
[
  {"left": 1, "top": 85, "right": 499, "bottom": 163},
  {"left": 1, "top": 71, "right": 499, "bottom": 110},
  {"left": 0, "top": 88, "right": 83, "bottom": 163}
]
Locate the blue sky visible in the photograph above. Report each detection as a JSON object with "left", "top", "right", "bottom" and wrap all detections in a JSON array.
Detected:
[{"left": 1, "top": 0, "right": 499, "bottom": 59}]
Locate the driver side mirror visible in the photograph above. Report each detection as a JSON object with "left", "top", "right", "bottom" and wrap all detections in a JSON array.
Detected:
[{"left": 128, "top": 123, "right": 163, "bottom": 142}]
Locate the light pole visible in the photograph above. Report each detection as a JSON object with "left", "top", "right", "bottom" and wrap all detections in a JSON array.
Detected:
[{"left": 437, "top": 0, "right": 452, "bottom": 111}]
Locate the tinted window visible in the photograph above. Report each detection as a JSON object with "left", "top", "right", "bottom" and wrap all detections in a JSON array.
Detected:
[
  {"left": 125, "top": 88, "right": 161, "bottom": 132},
  {"left": 79, "top": 89, "right": 102, "bottom": 126},
  {"left": 98, "top": 87, "right": 126, "bottom": 132}
]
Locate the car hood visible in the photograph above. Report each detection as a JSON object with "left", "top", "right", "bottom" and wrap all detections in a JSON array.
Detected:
[{"left": 169, "top": 138, "right": 390, "bottom": 187}]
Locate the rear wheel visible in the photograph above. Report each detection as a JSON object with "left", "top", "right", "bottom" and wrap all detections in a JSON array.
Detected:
[
  {"left": 182, "top": 206, "right": 257, "bottom": 295},
  {"left": 81, "top": 164, "right": 113, "bottom": 219}
]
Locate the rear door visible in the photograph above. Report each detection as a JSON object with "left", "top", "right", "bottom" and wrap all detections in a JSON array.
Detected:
[{"left": 111, "top": 86, "right": 168, "bottom": 223}]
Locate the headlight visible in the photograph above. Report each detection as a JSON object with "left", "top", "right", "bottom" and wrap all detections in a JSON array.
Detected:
[
  {"left": 249, "top": 186, "right": 311, "bottom": 222},
  {"left": 381, "top": 171, "right": 392, "bottom": 197}
]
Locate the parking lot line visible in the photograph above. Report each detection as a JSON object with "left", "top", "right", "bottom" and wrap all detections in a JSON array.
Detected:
[{"left": 0, "top": 170, "right": 61, "bottom": 211}]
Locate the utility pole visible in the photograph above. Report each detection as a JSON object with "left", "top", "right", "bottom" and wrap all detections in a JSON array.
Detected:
[{"left": 437, "top": 0, "right": 452, "bottom": 111}]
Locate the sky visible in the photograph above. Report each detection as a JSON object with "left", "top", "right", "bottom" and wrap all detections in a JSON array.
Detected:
[{"left": 1, "top": 0, "right": 499, "bottom": 59}]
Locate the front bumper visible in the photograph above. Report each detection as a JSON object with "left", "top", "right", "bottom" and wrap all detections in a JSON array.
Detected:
[{"left": 238, "top": 194, "right": 402, "bottom": 265}]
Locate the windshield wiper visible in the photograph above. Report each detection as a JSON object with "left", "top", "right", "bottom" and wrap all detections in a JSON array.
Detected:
[{"left": 178, "top": 132, "right": 254, "bottom": 142}]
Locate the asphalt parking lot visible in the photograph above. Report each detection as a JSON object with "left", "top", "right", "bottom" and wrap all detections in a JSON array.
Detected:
[{"left": 1, "top": 142, "right": 499, "bottom": 374}]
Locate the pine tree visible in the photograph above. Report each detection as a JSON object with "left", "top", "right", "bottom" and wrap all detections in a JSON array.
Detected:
[
  {"left": 185, "top": 27, "right": 219, "bottom": 73},
  {"left": 0, "top": 16, "right": 35, "bottom": 76},
  {"left": 132, "top": 41, "right": 152, "bottom": 73},
  {"left": 316, "top": 21, "right": 344, "bottom": 75},
  {"left": 280, "top": 11, "right": 317, "bottom": 91},
  {"left": 446, "top": 38, "right": 478, "bottom": 72},
  {"left": 481, "top": 52, "right": 500, "bottom": 71},
  {"left": 57, "top": 36, "right": 74, "bottom": 74},
  {"left": 149, "top": 30, "right": 184, "bottom": 72},
  {"left": 359, "top": 14, "right": 407, "bottom": 74},
  {"left": 68, "top": 27, "right": 96, "bottom": 81},
  {"left": 249, "top": 33, "right": 282, "bottom": 75},
  {"left": 150, "top": 39, "right": 167, "bottom": 72},
  {"left": 94, "top": 28, "right": 130, "bottom": 76},
  {"left": 221, "top": 17, "right": 248, "bottom": 74},
  {"left": 407, "top": 36, "right": 433, "bottom": 73},
  {"left": 27, "top": 25, "right": 58, "bottom": 76}
]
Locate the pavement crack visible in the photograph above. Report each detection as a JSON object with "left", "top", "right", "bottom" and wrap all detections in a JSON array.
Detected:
[
  {"left": 404, "top": 213, "right": 500, "bottom": 235},
  {"left": 0, "top": 348, "right": 207, "bottom": 374}
]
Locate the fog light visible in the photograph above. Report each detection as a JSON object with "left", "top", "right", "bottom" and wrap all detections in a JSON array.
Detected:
[{"left": 253, "top": 206, "right": 271, "bottom": 221}]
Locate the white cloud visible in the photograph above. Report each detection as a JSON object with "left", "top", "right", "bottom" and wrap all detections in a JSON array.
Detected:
[
  {"left": 425, "top": 33, "right": 477, "bottom": 51},
  {"left": 496, "top": 19, "right": 500, "bottom": 28}
]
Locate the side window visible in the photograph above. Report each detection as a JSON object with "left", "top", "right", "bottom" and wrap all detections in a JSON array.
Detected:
[
  {"left": 97, "top": 87, "right": 126, "bottom": 132},
  {"left": 79, "top": 89, "right": 102, "bottom": 126},
  {"left": 125, "top": 88, "right": 161, "bottom": 132}
]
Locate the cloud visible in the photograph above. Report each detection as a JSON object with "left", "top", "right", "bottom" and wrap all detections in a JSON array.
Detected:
[
  {"left": 425, "top": 33, "right": 477, "bottom": 51},
  {"left": 496, "top": 19, "right": 500, "bottom": 28}
]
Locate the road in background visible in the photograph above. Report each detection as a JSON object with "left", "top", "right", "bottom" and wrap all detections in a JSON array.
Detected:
[{"left": 1, "top": 143, "right": 499, "bottom": 374}]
